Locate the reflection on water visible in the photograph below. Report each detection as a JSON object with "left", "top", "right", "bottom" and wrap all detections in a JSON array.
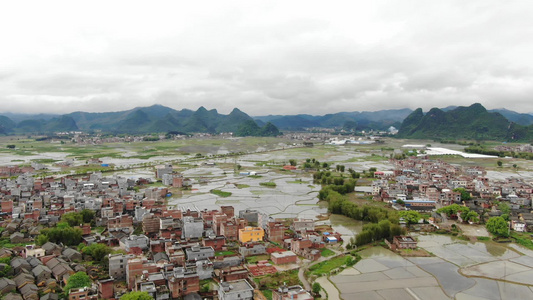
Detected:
[
  {"left": 484, "top": 242, "right": 507, "bottom": 257},
  {"left": 357, "top": 245, "right": 397, "bottom": 258},
  {"left": 327, "top": 214, "right": 365, "bottom": 242}
]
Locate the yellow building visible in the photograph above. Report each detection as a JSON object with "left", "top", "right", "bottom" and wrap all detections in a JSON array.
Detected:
[{"left": 238, "top": 226, "right": 265, "bottom": 243}]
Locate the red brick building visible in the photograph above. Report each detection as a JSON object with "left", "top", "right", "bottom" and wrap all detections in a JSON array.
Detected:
[
  {"left": 220, "top": 222, "right": 238, "bottom": 241},
  {"left": 271, "top": 251, "right": 297, "bottom": 265},
  {"left": 97, "top": 278, "right": 114, "bottom": 299}
]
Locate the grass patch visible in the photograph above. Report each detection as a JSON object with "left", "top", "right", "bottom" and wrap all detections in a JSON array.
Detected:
[
  {"left": 210, "top": 189, "right": 232, "bottom": 197},
  {"left": 321, "top": 248, "right": 335, "bottom": 257},
  {"left": 255, "top": 269, "right": 300, "bottom": 295},
  {"left": 31, "top": 158, "right": 60, "bottom": 163},
  {"left": 235, "top": 184, "right": 250, "bottom": 189},
  {"left": 287, "top": 179, "right": 305, "bottom": 184},
  {"left": 261, "top": 289, "right": 273, "bottom": 300},
  {"left": 308, "top": 254, "right": 360, "bottom": 276},
  {"left": 249, "top": 175, "right": 263, "bottom": 178},
  {"left": 477, "top": 236, "right": 491, "bottom": 241},
  {"left": 94, "top": 227, "right": 106, "bottom": 234},
  {"left": 215, "top": 251, "right": 236, "bottom": 257},
  {"left": 260, "top": 181, "right": 277, "bottom": 187},
  {"left": 246, "top": 254, "right": 270, "bottom": 264},
  {"left": 511, "top": 232, "right": 533, "bottom": 250}
]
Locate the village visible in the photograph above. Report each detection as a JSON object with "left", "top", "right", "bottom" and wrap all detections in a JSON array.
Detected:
[
  {"left": 0, "top": 163, "right": 335, "bottom": 300},
  {"left": 0, "top": 143, "right": 532, "bottom": 300}
]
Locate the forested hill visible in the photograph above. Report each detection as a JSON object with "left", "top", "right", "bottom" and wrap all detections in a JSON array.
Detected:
[
  {"left": 397, "top": 103, "right": 533, "bottom": 142},
  {"left": 0, "top": 105, "right": 281, "bottom": 136},
  {"left": 254, "top": 108, "right": 413, "bottom": 131}
]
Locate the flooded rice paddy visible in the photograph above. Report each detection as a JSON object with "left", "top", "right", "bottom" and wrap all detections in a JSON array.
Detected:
[{"left": 329, "top": 235, "right": 533, "bottom": 299}]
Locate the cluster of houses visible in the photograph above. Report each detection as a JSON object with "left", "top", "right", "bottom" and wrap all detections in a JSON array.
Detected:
[
  {"left": 371, "top": 157, "right": 533, "bottom": 231},
  {"left": 0, "top": 168, "right": 333, "bottom": 299}
]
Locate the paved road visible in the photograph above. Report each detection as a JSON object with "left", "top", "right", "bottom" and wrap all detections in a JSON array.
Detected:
[{"left": 298, "top": 248, "right": 347, "bottom": 292}]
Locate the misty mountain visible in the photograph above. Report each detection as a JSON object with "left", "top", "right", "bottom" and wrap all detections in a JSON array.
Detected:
[
  {"left": 398, "top": 103, "right": 533, "bottom": 141},
  {"left": 254, "top": 108, "right": 413, "bottom": 131},
  {"left": 489, "top": 108, "right": 533, "bottom": 126},
  {"left": 0, "top": 104, "right": 279, "bottom": 136}
]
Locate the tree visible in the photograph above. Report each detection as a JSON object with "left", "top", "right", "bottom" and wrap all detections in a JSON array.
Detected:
[
  {"left": 80, "top": 209, "right": 95, "bottom": 224},
  {"left": 437, "top": 204, "right": 470, "bottom": 217},
  {"left": 62, "top": 212, "right": 83, "bottom": 227},
  {"left": 398, "top": 211, "right": 422, "bottom": 224},
  {"left": 6, "top": 145, "right": 15, "bottom": 149},
  {"left": 40, "top": 226, "right": 82, "bottom": 246},
  {"left": 453, "top": 188, "right": 472, "bottom": 201},
  {"left": 0, "top": 257, "right": 12, "bottom": 277},
  {"left": 64, "top": 272, "right": 91, "bottom": 294},
  {"left": 464, "top": 211, "right": 479, "bottom": 223},
  {"left": 486, "top": 216, "right": 509, "bottom": 237},
  {"left": 497, "top": 160, "right": 503, "bottom": 167},
  {"left": 312, "top": 282, "right": 322, "bottom": 295},
  {"left": 36, "top": 234, "right": 49, "bottom": 246},
  {"left": 120, "top": 291, "right": 154, "bottom": 300},
  {"left": 82, "top": 243, "right": 112, "bottom": 262},
  {"left": 289, "top": 159, "right": 297, "bottom": 166}
]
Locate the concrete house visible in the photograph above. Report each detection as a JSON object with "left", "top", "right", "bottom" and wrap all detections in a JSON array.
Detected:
[
  {"left": 218, "top": 280, "right": 254, "bottom": 300},
  {"left": 185, "top": 246, "right": 214, "bottom": 262}
]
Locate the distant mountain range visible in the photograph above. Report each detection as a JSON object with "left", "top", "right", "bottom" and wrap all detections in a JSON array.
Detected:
[
  {"left": 0, "top": 105, "right": 280, "bottom": 136},
  {"left": 254, "top": 108, "right": 414, "bottom": 131},
  {"left": 0, "top": 104, "right": 532, "bottom": 141},
  {"left": 397, "top": 103, "right": 533, "bottom": 141}
]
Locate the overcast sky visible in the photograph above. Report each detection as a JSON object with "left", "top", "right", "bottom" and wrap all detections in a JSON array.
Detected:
[{"left": 1, "top": 0, "right": 532, "bottom": 116}]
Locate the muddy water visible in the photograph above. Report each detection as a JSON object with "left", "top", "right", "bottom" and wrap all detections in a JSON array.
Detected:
[{"left": 317, "top": 214, "right": 365, "bottom": 243}]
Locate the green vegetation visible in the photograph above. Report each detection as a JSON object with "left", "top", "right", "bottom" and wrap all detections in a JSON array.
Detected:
[
  {"left": 120, "top": 291, "right": 154, "bottom": 300},
  {"left": 255, "top": 269, "right": 300, "bottom": 299},
  {"left": 397, "top": 103, "right": 533, "bottom": 141},
  {"left": 312, "top": 282, "right": 322, "bottom": 295},
  {"left": 235, "top": 184, "right": 250, "bottom": 189},
  {"left": 511, "top": 232, "right": 533, "bottom": 250},
  {"left": 260, "top": 181, "right": 277, "bottom": 187},
  {"left": 215, "top": 251, "right": 235, "bottom": 257},
  {"left": 308, "top": 253, "right": 361, "bottom": 276},
  {"left": 64, "top": 272, "right": 91, "bottom": 294},
  {"left": 210, "top": 189, "right": 232, "bottom": 197},
  {"left": 436, "top": 204, "right": 480, "bottom": 223},
  {"left": 486, "top": 216, "right": 510, "bottom": 238},
  {"left": 262, "top": 289, "right": 273, "bottom": 299},
  {"left": 0, "top": 238, "right": 32, "bottom": 249},
  {"left": 320, "top": 248, "right": 335, "bottom": 257},
  {"left": 81, "top": 243, "right": 112, "bottom": 263},
  {"left": 0, "top": 257, "right": 12, "bottom": 277},
  {"left": 235, "top": 120, "right": 282, "bottom": 137},
  {"left": 246, "top": 255, "right": 269, "bottom": 264},
  {"left": 453, "top": 187, "right": 472, "bottom": 201},
  {"left": 465, "top": 145, "right": 533, "bottom": 160},
  {"left": 398, "top": 211, "right": 422, "bottom": 224},
  {"left": 38, "top": 222, "right": 82, "bottom": 246}
]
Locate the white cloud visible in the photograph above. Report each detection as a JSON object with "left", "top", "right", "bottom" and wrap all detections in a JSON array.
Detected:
[{"left": 1, "top": 0, "right": 532, "bottom": 115}]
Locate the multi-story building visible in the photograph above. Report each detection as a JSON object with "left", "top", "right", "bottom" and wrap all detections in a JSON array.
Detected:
[
  {"left": 238, "top": 226, "right": 264, "bottom": 243},
  {"left": 218, "top": 279, "right": 254, "bottom": 300},
  {"left": 108, "top": 253, "right": 135, "bottom": 280}
]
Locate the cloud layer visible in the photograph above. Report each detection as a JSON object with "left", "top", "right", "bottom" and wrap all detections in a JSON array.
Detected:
[{"left": 1, "top": 0, "right": 532, "bottom": 115}]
